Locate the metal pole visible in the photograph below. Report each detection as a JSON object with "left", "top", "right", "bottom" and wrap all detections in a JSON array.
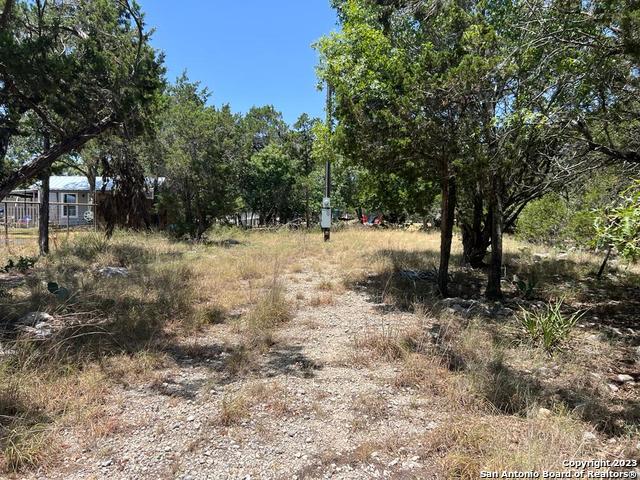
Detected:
[
  {"left": 322, "top": 82, "right": 333, "bottom": 242},
  {"left": 324, "top": 159, "right": 331, "bottom": 242},
  {"left": 3, "top": 202, "right": 7, "bottom": 246}
]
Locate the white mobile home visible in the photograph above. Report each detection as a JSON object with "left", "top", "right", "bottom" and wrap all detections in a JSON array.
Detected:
[{"left": 2, "top": 176, "right": 161, "bottom": 228}]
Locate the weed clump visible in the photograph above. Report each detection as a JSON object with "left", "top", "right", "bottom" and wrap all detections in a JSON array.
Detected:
[{"left": 519, "top": 299, "right": 585, "bottom": 353}]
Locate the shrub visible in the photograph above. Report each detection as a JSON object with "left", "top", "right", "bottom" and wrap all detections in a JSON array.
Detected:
[
  {"left": 3, "top": 256, "right": 38, "bottom": 273},
  {"left": 595, "top": 180, "right": 640, "bottom": 261},
  {"left": 516, "top": 194, "right": 568, "bottom": 244},
  {"left": 218, "top": 392, "right": 250, "bottom": 426},
  {"left": 519, "top": 300, "right": 585, "bottom": 353},
  {"left": 565, "top": 210, "right": 597, "bottom": 248}
]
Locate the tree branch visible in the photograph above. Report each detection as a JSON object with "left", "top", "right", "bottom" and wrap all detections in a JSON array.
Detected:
[{"left": 0, "top": 117, "right": 117, "bottom": 199}]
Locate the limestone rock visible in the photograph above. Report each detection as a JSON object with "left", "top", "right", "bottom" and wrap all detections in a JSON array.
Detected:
[
  {"left": 97, "top": 266, "right": 129, "bottom": 278},
  {"left": 17, "top": 311, "right": 54, "bottom": 327},
  {"left": 537, "top": 407, "right": 552, "bottom": 418},
  {"left": 17, "top": 322, "right": 53, "bottom": 339}
]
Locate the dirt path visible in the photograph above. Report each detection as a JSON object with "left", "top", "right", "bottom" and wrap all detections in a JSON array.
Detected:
[{"left": 33, "top": 265, "right": 443, "bottom": 480}]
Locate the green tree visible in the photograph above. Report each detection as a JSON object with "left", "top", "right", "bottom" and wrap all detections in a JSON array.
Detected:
[
  {"left": 519, "top": 1, "right": 640, "bottom": 167},
  {"left": 157, "top": 75, "right": 242, "bottom": 237},
  {"left": 287, "top": 113, "right": 321, "bottom": 227},
  {"left": 319, "top": 0, "right": 602, "bottom": 298},
  {"left": 0, "top": 0, "right": 164, "bottom": 198},
  {"left": 317, "top": 0, "right": 471, "bottom": 296},
  {"left": 244, "top": 144, "right": 298, "bottom": 224}
]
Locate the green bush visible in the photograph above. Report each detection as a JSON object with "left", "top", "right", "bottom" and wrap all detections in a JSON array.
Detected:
[
  {"left": 516, "top": 194, "right": 568, "bottom": 244},
  {"left": 516, "top": 170, "right": 633, "bottom": 249},
  {"left": 565, "top": 210, "right": 597, "bottom": 248},
  {"left": 595, "top": 180, "right": 640, "bottom": 261}
]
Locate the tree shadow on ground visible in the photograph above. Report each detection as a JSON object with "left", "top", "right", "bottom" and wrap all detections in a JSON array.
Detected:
[
  {"left": 477, "top": 358, "right": 640, "bottom": 436},
  {"left": 344, "top": 246, "right": 640, "bottom": 437},
  {"left": 347, "top": 247, "right": 640, "bottom": 344},
  {"left": 160, "top": 339, "right": 322, "bottom": 390}
]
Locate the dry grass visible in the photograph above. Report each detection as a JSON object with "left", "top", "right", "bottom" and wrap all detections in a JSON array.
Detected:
[
  {"left": 317, "top": 279, "right": 335, "bottom": 291},
  {"left": 394, "top": 353, "right": 450, "bottom": 392},
  {"left": 217, "top": 381, "right": 291, "bottom": 426},
  {"left": 218, "top": 391, "right": 251, "bottom": 426},
  {"left": 236, "top": 279, "right": 292, "bottom": 353},
  {"left": 307, "top": 293, "right": 335, "bottom": 307},
  {"left": 423, "top": 413, "right": 593, "bottom": 478},
  {"left": 352, "top": 322, "right": 429, "bottom": 365},
  {"left": 350, "top": 392, "right": 388, "bottom": 430},
  {"left": 1, "top": 226, "right": 638, "bottom": 474}
]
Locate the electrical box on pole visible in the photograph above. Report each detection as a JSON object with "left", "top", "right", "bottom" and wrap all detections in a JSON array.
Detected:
[
  {"left": 322, "top": 81, "right": 333, "bottom": 242},
  {"left": 321, "top": 197, "right": 331, "bottom": 229}
]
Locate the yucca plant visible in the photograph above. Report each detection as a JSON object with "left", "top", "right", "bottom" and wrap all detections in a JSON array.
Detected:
[{"left": 519, "top": 299, "right": 585, "bottom": 353}]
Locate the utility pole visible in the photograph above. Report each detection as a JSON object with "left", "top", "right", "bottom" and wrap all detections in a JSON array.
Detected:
[{"left": 321, "top": 82, "right": 333, "bottom": 242}]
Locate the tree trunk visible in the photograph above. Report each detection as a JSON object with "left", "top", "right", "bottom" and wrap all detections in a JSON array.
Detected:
[
  {"left": 438, "top": 173, "right": 456, "bottom": 297},
  {"left": 0, "top": 129, "right": 10, "bottom": 165},
  {"left": 87, "top": 165, "right": 97, "bottom": 201},
  {"left": 305, "top": 187, "right": 310, "bottom": 228},
  {"left": 38, "top": 171, "right": 50, "bottom": 256},
  {"left": 37, "top": 132, "right": 51, "bottom": 255},
  {"left": 461, "top": 225, "right": 489, "bottom": 268},
  {"left": 460, "top": 188, "right": 491, "bottom": 268},
  {"left": 0, "top": 118, "right": 115, "bottom": 200},
  {"left": 486, "top": 176, "right": 504, "bottom": 300},
  {"left": 0, "top": 0, "right": 15, "bottom": 29}
]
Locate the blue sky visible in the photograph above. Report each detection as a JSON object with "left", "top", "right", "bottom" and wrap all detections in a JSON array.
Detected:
[{"left": 143, "top": 1, "right": 338, "bottom": 125}]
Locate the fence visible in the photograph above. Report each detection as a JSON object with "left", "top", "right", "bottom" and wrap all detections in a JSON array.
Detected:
[{"left": 1, "top": 200, "right": 98, "bottom": 246}]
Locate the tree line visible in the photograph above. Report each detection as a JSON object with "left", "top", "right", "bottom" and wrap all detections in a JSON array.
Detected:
[
  {"left": 316, "top": 0, "right": 640, "bottom": 297},
  {"left": 1, "top": 0, "right": 638, "bottom": 299},
  {"left": 0, "top": 1, "right": 428, "bottom": 237}
]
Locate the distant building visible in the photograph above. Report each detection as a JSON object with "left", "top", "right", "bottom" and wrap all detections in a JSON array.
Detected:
[{"left": 2, "top": 175, "right": 162, "bottom": 228}]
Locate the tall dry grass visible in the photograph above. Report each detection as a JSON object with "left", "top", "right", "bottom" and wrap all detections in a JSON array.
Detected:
[{"left": 0, "top": 226, "right": 638, "bottom": 473}]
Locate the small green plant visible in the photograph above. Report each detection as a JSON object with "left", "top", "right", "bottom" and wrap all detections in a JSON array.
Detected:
[
  {"left": 514, "top": 272, "right": 538, "bottom": 299},
  {"left": 519, "top": 299, "right": 585, "bottom": 353},
  {"left": 3, "top": 256, "right": 38, "bottom": 273}
]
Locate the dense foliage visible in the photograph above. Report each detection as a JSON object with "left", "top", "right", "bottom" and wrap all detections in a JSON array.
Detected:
[
  {"left": 1, "top": 0, "right": 638, "bottom": 286},
  {"left": 596, "top": 181, "right": 640, "bottom": 261},
  {"left": 317, "top": 0, "right": 640, "bottom": 296},
  {"left": 0, "top": 0, "right": 164, "bottom": 199}
]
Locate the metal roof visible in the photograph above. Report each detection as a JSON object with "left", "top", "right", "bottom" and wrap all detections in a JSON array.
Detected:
[{"left": 23, "top": 176, "right": 164, "bottom": 192}]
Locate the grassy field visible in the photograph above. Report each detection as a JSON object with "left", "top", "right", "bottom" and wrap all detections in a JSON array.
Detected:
[{"left": 0, "top": 227, "right": 638, "bottom": 476}]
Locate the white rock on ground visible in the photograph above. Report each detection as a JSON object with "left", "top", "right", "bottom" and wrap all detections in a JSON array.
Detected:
[
  {"left": 17, "top": 322, "right": 54, "bottom": 339},
  {"left": 17, "top": 311, "right": 54, "bottom": 326},
  {"left": 97, "top": 266, "right": 130, "bottom": 278}
]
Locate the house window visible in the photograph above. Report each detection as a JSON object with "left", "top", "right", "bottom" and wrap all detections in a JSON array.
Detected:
[{"left": 62, "top": 193, "right": 77, "bottom": 218}]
